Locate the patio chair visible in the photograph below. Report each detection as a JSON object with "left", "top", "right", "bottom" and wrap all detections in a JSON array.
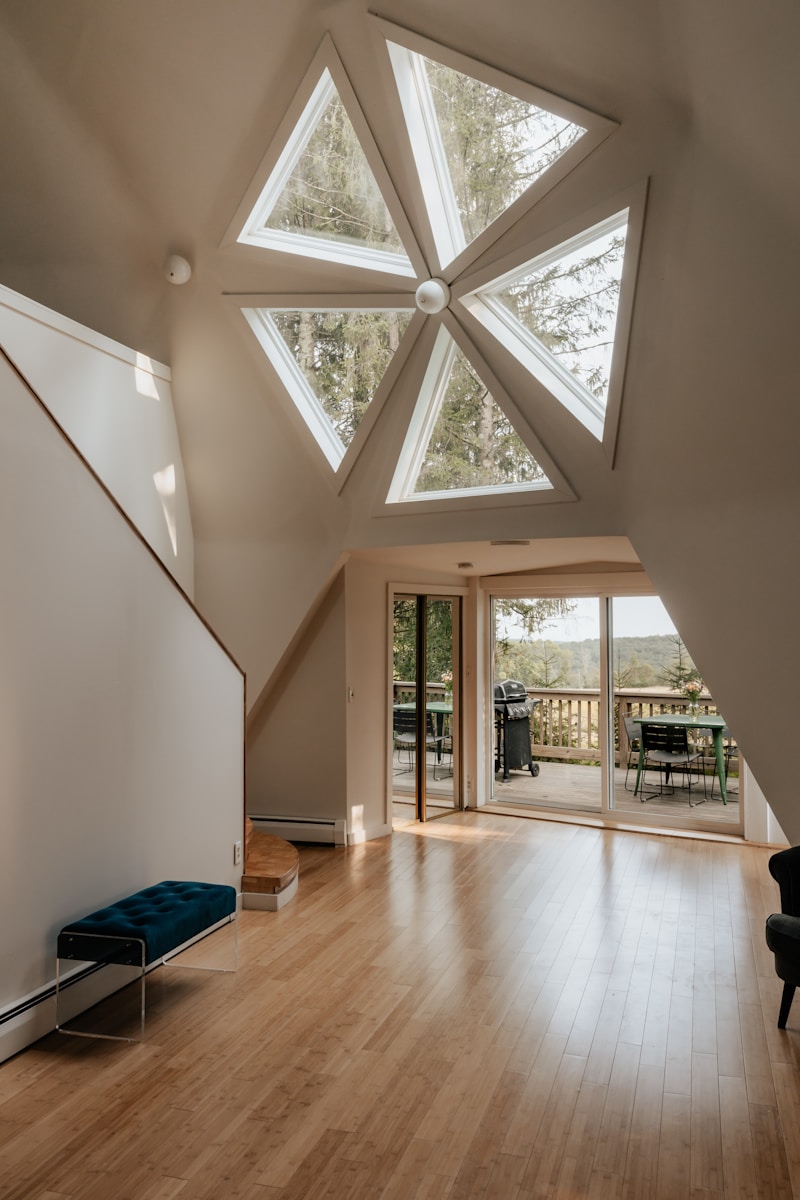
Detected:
[
  {"left": 622, "top": 715, "right": 641, "bottom": 791},
  {"left": 637, "top": 722, "right": 704, "bottom": 805},
  {"left": 393, "top": 708, "right": 440, "bottom": 775},
  {"left": 766, "top": 846, "right": 800, "bottom": 1027},
  {"left": 433, "top": 725, "right": 453, "bottom": 780}
]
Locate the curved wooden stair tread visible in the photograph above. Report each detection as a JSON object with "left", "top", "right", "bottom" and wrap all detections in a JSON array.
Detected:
[{"left": 242, "top": 824, "right": 299, "bottom": 897}]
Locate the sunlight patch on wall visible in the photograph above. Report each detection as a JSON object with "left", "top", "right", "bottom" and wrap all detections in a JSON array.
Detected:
[
  {"left": 134, "top": 353, "right": 161, "bottom": 400},
  {"left": 153, "top": 463, "right": 178, "bottom": 556}
]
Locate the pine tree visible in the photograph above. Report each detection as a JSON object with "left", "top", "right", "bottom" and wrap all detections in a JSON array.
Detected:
[{"left": 660, "top": 635, "right": 699, "bottom": 692}]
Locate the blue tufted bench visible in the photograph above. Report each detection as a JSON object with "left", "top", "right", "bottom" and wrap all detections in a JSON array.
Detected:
[{"left": 56, "top": 881, "right": 237, "bottom": 1040}]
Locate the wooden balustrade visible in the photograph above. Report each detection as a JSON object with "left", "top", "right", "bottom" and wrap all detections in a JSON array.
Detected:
[
  {"left": 532, "top": 688, "right": 737, "bottom": 770},
  {"left": 392, "top": 683, "right": 738, "bottom": 772},
  {"left": 393, "top": 681, "right": 450, "bottom": 707}
]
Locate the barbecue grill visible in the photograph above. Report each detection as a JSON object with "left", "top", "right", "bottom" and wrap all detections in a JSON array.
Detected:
[{"left": 494, "top": 679, "right": 540, "bottom": 780}]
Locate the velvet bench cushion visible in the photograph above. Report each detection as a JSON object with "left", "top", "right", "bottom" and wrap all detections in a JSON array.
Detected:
[{"left": 59, "top": 880, "right": 237, "bottom": 966}]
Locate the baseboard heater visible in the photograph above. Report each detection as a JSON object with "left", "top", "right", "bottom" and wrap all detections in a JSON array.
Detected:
[{"left": 249, "top": 815, "right": 347, "bottom": 846}]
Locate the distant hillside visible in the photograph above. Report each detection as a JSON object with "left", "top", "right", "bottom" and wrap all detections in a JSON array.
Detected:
[{"left": 496, "top": 634, "right": 696, "bottom": 690}]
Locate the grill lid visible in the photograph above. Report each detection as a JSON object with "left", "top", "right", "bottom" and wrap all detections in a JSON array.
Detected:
[{"left": 494, "top": 678, "right": 528, "bottom": 703}]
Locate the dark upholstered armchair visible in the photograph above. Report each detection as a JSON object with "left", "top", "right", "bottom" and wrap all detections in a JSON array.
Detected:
[{"left": 765, "top": 846, "right": 800, "bottom": 1028}]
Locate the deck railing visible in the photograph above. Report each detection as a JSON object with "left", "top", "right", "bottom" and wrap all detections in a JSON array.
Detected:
[
  {"left": 394, "top": 681, "right": 450, "bottom": 707},
  {"left": 393, "top": 682, "right": 738, "bottom": 772},
  {"left": 530, "top": 687, "right": 736, "bottom": 770}
]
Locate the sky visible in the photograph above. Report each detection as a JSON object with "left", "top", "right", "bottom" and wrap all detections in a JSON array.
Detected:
[
  {"left": 499, "top": 595, "right": 679, "bottom": 642},
  {"left": 611, "top": 596, "right": 678, "bottom": 639}
]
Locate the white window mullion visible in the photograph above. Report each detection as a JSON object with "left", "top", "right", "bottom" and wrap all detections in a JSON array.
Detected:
[
  {"left": 387, "top": 326, "right": 454, "bottom": 500},
  {"left": 459, "top": 293, "right": 605, "bottom": 441},
  {"left": 387, "top": 42, "right": 465, "bottom": 268},
  {"left": 242, "top": 309, "right": 344, "bottom": 469},
  {"left": 243, "top": 70, "right": 336, "bottom": 235}
]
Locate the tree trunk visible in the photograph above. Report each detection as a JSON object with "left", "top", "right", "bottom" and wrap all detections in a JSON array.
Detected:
[
  {"left": 477, "top": 389, "right": 494, "bottom": 473},
  {"left": 298, "top": 311, "right": 315, "bottom": 377}
]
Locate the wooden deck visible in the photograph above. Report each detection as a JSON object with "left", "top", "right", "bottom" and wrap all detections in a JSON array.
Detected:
[
  {"left": 492, "top": 761, "right": 740, "bottom": 829},
  {"left": 394, "top": 753, "right": 741, "bottom": 832}
]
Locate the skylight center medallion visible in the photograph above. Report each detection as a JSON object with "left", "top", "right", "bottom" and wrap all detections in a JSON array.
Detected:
[{"left": 415, "top": 279, "right": 451, "bottom": 314}]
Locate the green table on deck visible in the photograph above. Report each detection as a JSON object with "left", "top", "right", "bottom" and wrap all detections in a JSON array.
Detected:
[{"left": 633, "top": 713, "right": 728, "bottom": 803}]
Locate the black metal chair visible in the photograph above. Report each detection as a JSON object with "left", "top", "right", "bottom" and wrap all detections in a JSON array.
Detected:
[
  {"left": 433, "top": 724, "right": 453, "bottom": 781},
  {"left": 766, "top": 846, "right": 800, "bottom": 1028},
  {"left": 622, "top": 714, "right": 641, "bottom": 791},
  {"left": 637, "top": 722, "right": 704, "bottom": 804},
  {"left": 392, "top": 708, "right": 439, "bottom": 775}
]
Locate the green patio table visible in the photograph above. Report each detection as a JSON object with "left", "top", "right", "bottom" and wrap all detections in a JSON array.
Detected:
[{"left": 633, "top": 713, "right": 728, "bottom": 803}]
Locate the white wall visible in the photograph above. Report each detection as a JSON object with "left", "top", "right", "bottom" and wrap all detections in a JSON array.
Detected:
[
  {"left": 0, "top": 284, "right": 195, "bottom": 596},
  {"left": 0, "top": 353, "right": 244, "bottom": 1061},
  {"left": 344, "top": 559, "right": 391, "bottom": 844},
  {"left": 245, "top": 568, "right": 348, "bottom": 824},
  {"left": 744, "top": 767, "right": 788, "bottom": 848}
]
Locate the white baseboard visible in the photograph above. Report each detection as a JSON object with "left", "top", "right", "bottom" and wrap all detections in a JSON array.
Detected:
[
  {"left": 0, "top": 1001, "right": 56, "bottom": 1064},
  {"left": 249, "top": 815, "right": 347, "bottom": 845},
  {"left": 0, "top": 967, "right": 127, "bottom": 1063},
  {"left": 349, "top": 820, "right": 391, "bottom": 844}
]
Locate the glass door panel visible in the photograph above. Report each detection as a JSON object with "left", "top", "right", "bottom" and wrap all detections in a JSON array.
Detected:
[
  {"left": 425, "top": 598, "right": 457, "bottom": 818},
  {"left": 391, "top": 594, "right": 460, "bottom": 825},
  {"left": 610, "top": 596, "right": 741, "bottom": 830},
  {"left": 492, "top": 596, "right": 602, "bottom": 812},
  {"left": 392, "top": 596, "right": 418, "bottom": 824}
]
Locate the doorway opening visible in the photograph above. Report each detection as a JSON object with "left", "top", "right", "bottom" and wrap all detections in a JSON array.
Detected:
[{"left": 391, "top": 593, "right": 462, "bottom": 825}]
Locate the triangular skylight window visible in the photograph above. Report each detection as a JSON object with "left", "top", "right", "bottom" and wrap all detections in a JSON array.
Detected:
[
  {"left": 387, "top": 40, "right": 597, "bottom": 271},
  {"left": 388, "top": 327, "right": 552, "bottom": 502},
  {"left": 231, "top": 29, "right": 640, "bottom": 495},
  {"left": 460, "top": 210, "right": 630, "bottom": 442},
  {"left": 238, "top": 67, "right": 415, "bottom": 276},
  {"left": 243, "top": 307, "right": 413, "bottom": 470}
]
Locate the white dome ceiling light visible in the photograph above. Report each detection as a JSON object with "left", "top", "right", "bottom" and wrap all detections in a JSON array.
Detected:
[
  {"left": 415, "top": 278, "right": 451, "bottom": 314},
  {"left": 164, "top": 254, "right": 192, "bottom": 285}
]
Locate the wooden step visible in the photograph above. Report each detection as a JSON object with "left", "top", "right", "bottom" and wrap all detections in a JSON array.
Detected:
[{"left": 241, "top": 819, "right": 299, "bottom": 910}]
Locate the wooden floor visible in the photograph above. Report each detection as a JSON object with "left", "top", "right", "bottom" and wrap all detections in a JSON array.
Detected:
[{"left": 0, "top": 813, "right": 796, "bottom": 1198}]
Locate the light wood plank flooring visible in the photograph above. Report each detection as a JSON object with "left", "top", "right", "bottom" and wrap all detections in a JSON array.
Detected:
[{"left": 0, "top": 813, "right": 795, "bottom": 1198}]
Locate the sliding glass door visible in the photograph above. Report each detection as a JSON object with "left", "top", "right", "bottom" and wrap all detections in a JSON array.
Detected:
[
  {"left": 391, "top": 593, "right": 461, "bottom": 824},
  {"left": 490, "top": 591, "right": 742, "bottom": 833},
  {"left": 610, "top": 596, "right": 740, "bottom": 829},
  {"left": 492, "top": 596, "right": 602, "bottom": 812}
]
